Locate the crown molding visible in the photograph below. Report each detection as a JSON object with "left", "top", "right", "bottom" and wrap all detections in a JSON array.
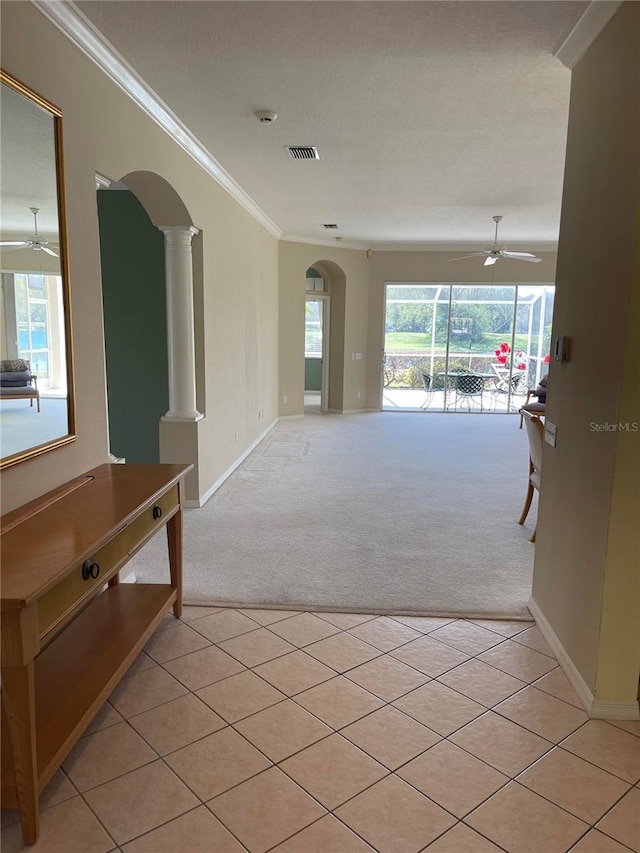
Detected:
[
  {"left": 281, "top": 236, "right": 558, "bottom": 253},
  {"left": 554, "top": 0, "right": 623, "bottom": 69},
  {"left": 32, "top": 0, "right": 283, "bottom": 239},
  {"left": 94, "top": 173, "right": 111, "bottom": 190},
  {"left": 364, "top": 242, "right": 558, "bottom": 253},
  {"left": 280, "top": 234, "right": 370, "bottom": 251}
]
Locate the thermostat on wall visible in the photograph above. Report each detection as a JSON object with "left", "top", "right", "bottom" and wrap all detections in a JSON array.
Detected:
[{"left": 554, "top": 336, "right": 571, "bottom": 363}]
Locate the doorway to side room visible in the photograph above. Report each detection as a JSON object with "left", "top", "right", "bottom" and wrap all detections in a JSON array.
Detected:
[{"left": 304, "top": 267, "right": 330, "bottom": 414}]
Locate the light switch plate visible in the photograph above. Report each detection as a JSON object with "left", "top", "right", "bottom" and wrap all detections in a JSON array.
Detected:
[{"left": 544, "top": 421, "right": 557, "bottom": 447}]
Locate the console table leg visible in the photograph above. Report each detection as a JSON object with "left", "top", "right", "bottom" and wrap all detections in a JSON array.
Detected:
[
  {"left": 2, "top": 663, "right": 39, "bottom": 844},
  {"left": 167, "top": 509, "right": 183, "bottom": 619}
]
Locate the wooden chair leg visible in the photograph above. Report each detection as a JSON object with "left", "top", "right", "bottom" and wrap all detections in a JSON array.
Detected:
[
  {"left": 36, "top": 395, "right": 40, "bottom": 413},
  {"left": 518, "top": 482, "right": 534, "bottom": 525}
]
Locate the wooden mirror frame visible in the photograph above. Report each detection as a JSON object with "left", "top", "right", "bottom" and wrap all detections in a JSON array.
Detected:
[{"left": 0, "top": 70, "right": 76, "bottom": 470}]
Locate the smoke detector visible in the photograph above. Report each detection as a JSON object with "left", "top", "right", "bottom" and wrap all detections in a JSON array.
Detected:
[{"left": 255, "top": 110, "right": 277, "bottom": 124}]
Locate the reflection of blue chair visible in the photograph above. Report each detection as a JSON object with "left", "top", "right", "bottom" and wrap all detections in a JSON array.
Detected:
[{"left": 0, "top": 359, "right": 40, "bottom": 412}]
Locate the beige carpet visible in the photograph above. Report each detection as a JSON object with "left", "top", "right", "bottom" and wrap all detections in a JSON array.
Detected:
[{"left": 133, "top": 412, "right": 536, "bottom": 619}]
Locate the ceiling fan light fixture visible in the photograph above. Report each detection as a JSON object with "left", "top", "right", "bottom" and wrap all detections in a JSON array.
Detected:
[
  {"left": 448, "top": 215, "right": 541, "bottom": 267},
  {"left": 0, "top": 207, "right": 59, "bottom": 258}
]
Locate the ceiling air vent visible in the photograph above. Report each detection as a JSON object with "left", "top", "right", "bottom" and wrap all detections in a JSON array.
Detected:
[
  {"left": 322, "top": 223, "right": 338, "bottom": 229},
  {"left": 285, "top": 146, "right": 320, "bottom": 160}
]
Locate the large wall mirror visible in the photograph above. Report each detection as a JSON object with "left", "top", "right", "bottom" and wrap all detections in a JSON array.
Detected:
[{"left": 0, "top": 70, "right": 75, "bottom": 470}]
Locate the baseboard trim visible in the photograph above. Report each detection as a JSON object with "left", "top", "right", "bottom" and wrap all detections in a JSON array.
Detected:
[
  {"left": 590, "top": 699, "right": 640, "bottom": 720},
  {"left": 528, "top": 596, "right": 594, "bottom": 714},
  {"left": 186, "top": 419, "right": 278, "bottom": 508},
  {"left": 528, "top": 596, "right": 640, "bottom": 720}
]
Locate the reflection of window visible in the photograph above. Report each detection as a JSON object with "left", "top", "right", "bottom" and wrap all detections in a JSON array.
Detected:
[
  {"left": 15, "top": 274, "right": 51, "bottom": 378},
  {"left": 6, "top": 273, "right": 65, "bottom": 391}
]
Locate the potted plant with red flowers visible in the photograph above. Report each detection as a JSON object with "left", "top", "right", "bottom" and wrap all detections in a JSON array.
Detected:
[{"left": 494, "top": 342, "right": 527, "bottom": 372}]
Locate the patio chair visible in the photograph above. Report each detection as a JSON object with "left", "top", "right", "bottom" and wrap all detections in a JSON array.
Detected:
[
  {"left": 491, "top": 362, "right": 510, "bottom": 391},
  {"left": 0, "top": 358, "right": 40, "bottom": 412},
  {"left": 491, "top": 367, "right": 525, "bottom": 412},
  {"left": 419, "top": 370, "right": 433, "bottom": 409},
  {"left": 452, "top": 372, "right": 484, "bottom": 411},
  {"left": 518, "top": 409, "right": 544, "bottom": 542}
]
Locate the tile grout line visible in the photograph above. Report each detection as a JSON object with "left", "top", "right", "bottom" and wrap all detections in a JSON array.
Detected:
[
  {"left": 10, "top": 607, "right": 635, "bottom": 851},
  {"left": 147, "top": 614, "right": 620, "bottom": 796},
  {"left": 159, "top": 610, "right": 563, "bottom": 709},
  {"left": 118, "top": 614, "right": 632, "bottom": 807}
]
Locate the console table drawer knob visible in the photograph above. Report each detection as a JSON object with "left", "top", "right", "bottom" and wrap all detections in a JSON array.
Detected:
[
  {"left": 152, "top": 504, "right": 163, "bottom": 520},
  {"left": 82, "top": 561, "right": 100, "bottom": 581}
]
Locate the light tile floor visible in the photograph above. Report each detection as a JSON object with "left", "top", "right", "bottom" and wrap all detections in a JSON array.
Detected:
[{"left": 2, "top": 608, "right": 639, "bottom": 853}]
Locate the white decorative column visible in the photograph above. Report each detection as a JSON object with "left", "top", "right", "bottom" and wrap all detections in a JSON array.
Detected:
[{"left": 159, "top": 226, "right": 203, "bottom": 422}]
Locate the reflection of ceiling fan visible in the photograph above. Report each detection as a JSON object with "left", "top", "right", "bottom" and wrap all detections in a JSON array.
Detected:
[
  {"left": 449, "top": 215, "right": 542, "bottom": 266},
  {"left": 0, "top": 207, "right": 59, "bottom": 257}
]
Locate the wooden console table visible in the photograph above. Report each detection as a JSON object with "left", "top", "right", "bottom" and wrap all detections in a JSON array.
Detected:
[{"left": 0, "top": 463, "right": 192, "bottom": 844}]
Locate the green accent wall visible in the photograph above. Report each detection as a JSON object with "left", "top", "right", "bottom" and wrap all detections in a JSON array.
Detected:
[{"left": 97, "top": 190, "right": 168, "bottom": 463}]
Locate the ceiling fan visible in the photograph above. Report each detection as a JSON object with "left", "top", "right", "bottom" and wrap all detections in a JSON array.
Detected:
[
  {"left": 449, "top": 215, "right": 542, "bottom": 266},
  {"left": 0, "top": 207, "right": 59, "bottom": 257}
]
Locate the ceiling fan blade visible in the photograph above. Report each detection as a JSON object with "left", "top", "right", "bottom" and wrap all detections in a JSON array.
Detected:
[
  {"left": 501, "top": 252, "right": 542, "bottom": 263},
  {"left": 0, "top": 241, "right": 29, "bottom": 247},
  {"left": 484, "top": 256, "right": 499, "bottom": 266},
  {"left": 41, "top": 246, "right": 59, "bottom": 257},
  {"left": 447, "top": 253, "right": 486, "bottom": 262}
]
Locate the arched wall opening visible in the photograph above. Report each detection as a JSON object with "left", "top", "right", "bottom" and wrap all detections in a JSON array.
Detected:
[
  {"left": 97, "top": 169, "right": 203, "bottom": 498},
  {"left": 120, "top": 171, "right": 193, "bottom": 229},
  {"left": 97, "top": 186, "right": 167, "bottom": 462},
  {"left": 309, "top": 259, "right": 346, "bottom": 413}
]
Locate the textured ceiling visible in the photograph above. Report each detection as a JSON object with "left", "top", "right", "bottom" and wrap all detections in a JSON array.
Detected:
[
  {"left": 75, "top": 1, "right": 586, "bottom": 249},
  {"left": 0, "top": 83, "right": 60, "bottom": 238}
]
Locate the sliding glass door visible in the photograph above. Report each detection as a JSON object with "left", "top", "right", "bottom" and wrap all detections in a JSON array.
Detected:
[{"left": 382, "top": 283, "right": 554, "bottom": 413}]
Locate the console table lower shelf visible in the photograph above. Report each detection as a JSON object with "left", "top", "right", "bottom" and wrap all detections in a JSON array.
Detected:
[
  {"left": 1, "top": 584, "right": 176, "bottom": 810},
  {"left": 1, "top": 462, "right": 191, "bottom": 844}
]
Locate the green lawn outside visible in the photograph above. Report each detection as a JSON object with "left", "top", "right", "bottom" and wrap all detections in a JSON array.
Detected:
[{"left": 384, "top": 331, "right": 534, "bottom": 354}]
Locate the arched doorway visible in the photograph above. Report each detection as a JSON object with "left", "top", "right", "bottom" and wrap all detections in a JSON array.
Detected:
[
  {"left": 97, "top": 185, "right": 165, "bottom": 462},
  {"left": 306, "top": 259, "right": 346, "bottom": 413},
  {"left": 304, "top": 266, "right": 328, "bottom": 413},
  {"left": 96, "top": 170, "right": 203, "bottom": 498}
]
